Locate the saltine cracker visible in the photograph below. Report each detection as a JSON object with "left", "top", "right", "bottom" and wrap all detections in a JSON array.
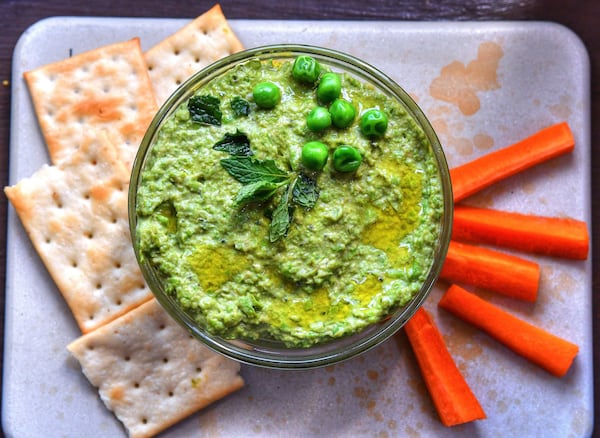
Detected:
[
  {"left": 67, "top": 298, "right": 244, "bottom": 438},
  {"left": 144, "top": 4, "right": 244, "bottom": 105},
  {"left": 24, "top": 37, "right": 157, "bottom": 169},
  {"left": 4, "top": 131, "right": 152, "bottom": 333}
]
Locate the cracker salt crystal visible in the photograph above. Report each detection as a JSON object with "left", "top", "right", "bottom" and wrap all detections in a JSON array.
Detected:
[
  {"left": 144, "top": 4, "right": 244, "bottom": 105},
  {"left": 67, "top": 298, "right": 244, "bottom": 438},
  {"left": 24, "top": 37, "right": 157, "bottom": 169},
  {"left": 4, "top": 130, "right": 152, "bottom": 333}
]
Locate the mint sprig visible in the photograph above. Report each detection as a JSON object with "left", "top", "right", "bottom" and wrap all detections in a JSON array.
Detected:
[{"left": 215, "top": 134, "right": 320, "bottom": 242}]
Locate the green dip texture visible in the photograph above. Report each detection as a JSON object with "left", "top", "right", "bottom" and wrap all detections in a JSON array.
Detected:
[{"left": 135, "top": 57, "right": 444, "bottom": 347}]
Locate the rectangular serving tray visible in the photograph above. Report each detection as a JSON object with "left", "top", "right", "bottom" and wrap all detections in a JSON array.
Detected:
[{"left": 3, "top": 17, "right": 593, "bottom": 437}]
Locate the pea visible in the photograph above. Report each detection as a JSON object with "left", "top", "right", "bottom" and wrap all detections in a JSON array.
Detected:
[
  {"left": 252, "top": 82, "right": 281, "bottom": 108},
  {"left": 306, "top": 106, "right": 332, "bottom": 132},
  {"left": 317, "top": 72, "right": 341, "bottom": 103},
  {"left": 329, "top": 98, "right": 356, "bottom": 128},
  {"left": 292, "top": 55, "right": 321, "bottom": 84},
  {"left": 301, "top": 141, "right": 329, "bottom": 171},
  {"left": 360, "top": 109, "right": 388, "bottom": 137},
  {"left": 332, "top": 145, "right": 362, "bottom": 173}
]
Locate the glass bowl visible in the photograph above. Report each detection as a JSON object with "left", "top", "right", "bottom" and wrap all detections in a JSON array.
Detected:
[{"left": 129, "top": 44, "right": 453, "bottom": 369}]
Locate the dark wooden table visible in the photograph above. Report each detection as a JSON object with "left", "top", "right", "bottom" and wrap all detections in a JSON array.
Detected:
[{"left": 1, "top": 0, "right": 597, "bottom": 434}]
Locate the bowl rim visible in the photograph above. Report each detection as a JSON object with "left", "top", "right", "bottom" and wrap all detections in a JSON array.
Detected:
[{"left": 129, "top": 44, "right": 453, "bottom": 369}]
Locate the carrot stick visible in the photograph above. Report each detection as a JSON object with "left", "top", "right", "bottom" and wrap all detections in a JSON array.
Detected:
[
  {"left": 451, "top": 122, "right": 574, "bottom": 203},
  {"left": 440, "top": 241, "right": 540, "bottom": 302},
  {"left": 452, "top": 205, "right": 589, "bottom": 260},
  {"left": 405, "top": 308, "right": 486, "bottom": 426},
  {"left": 438, "top": 285, "right": 579, "bottom": 377}
]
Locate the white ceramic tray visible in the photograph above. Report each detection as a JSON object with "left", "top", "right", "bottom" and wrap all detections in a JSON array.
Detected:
[{"left": 3, "top": 17, "right": 593, "bottom": 437}]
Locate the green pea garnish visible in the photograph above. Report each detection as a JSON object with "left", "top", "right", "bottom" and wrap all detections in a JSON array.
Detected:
[
  {"left": 301, "top": 141, "right": 329, "bottom": 171},
  {"left": 360, "top": 109, "right": 388, "bottom": 137},
  {"left": 317, "top": 72, "right": 342, "bottom": 103},
  {"left": 306, "top": 106, "right": 332, "bottom": 132},
  {"left": 332, "top": 145, "right": 362, "bottom": 172},
  {"left": 329, "top": 98, "right": 356, "bottom": 129},
  {"left": 292, "top": 55, "right": 321, "bottom": 84},
  {"left": 252, "top": 82, "right": 281, "bottom": 109}
]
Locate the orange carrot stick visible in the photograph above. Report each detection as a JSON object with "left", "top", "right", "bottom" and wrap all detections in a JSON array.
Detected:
[
  {"left": 440, "top": 241, "right": 540, "bottom": 302},
  {"left": 438, "top": 285, "right": 579, "bottom": 377},
  {"left": 451, "top": 122, "right": 574, "bottom": 203},
  {"left": 405, "top": 308, "right": 486, "bottom": 426},
  {"left": 452, "top": 205, "right": 589, "bottom": 260}
]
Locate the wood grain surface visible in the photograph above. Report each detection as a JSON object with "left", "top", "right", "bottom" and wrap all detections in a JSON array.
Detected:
[{"left": 1, "top": 0, "right": 598, "bottom": 433}]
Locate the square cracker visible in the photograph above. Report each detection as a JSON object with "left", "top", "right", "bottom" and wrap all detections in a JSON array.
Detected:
[
  {"left": 24, "top": 37, "right": 158, "bottom": 169},
  {"left": 67, "top": 298, "right": 244, "bottom": 438},
  {"left": 144, "top": 4, "right": 244, "bottom": 105},
  {"left": 4, "top": 130, "right": 152, "bottom": 333}
]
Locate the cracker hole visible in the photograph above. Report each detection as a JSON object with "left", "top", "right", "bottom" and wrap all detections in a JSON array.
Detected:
[
  {"left": 111, "top": 217, "right": 118, "bottom": 224},
  {"left": 85, "top": 232, "right": 94, "bottom": 239},
  {"left": 115, "top": 299, "right": 122, "bottom": 306},
  {"left": 194, "top": 57, "right": 200, "bottom": 63},
  {"left": 173, "top": 49, "right": 180, "bottom": 56},
  {"left": 142, "top": 418, "right": 148, "bottom": 425},
  {"left": 83, "top": 192, "right": 91, "bottom": 200},
  {"left": 162, "top": 357, "right": 169, "bottom": 364},
  {"left": 168, "top": 391, "right": 174, "bottom": 397},
  {"left": 95, "top": 283, "right": 102, "bottom": 290},
  {"left": 114, "top": 261, "right": 122, "bottom": 269},
  {"left": 139, "top": 283, "right": 146, "bottom": 290},
  {"left": 89, "top": 314, "right": 95, "bottom": 320},
  {"left": 134, "top": 382, "right": 140, "bottom": 388},
  {"left": 196, "top": 367, "right": 202, "bottom": 373},
  {"left": 71, "top": 260, "right": 78, "bottom": 268},
  {"left": 125, "top": 356, "right": 131, "bottom": 362},
  {"left": 45, "top": 237, "right": 52, "bottom": 244},
  {"left": 148, "top": 65, "right": 154, "bottom": 71},
  {"left": 159, "top": 324, "right": 166, "bottom": 330},
  {"left": 175, "top": 79, "right": 182, "bottom": 85},
  {"left": 52, "top": 192, "right": 63, "bottom": 208}
]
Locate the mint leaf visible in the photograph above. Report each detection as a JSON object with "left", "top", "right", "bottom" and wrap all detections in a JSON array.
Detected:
[
  {"left": 235, "top": 180, "right": 285, "bottom": 205},
  {"left": 270, "top": 186, "right": 293, "bottom": 242},
  {"left": 220, "top": 157, "right": 290, "bottom": 185},
  {"left": 188, "top": 95, "right": 222, "bottom": 125},
  {"left": 292, "top": 174, "right": 319, "bottom": 209},
  {"left": 231, "top": 96, "right": 251, "bottom": 117},
  {"left": 213, "top": 130, "right": 253, "bottom": 156}
]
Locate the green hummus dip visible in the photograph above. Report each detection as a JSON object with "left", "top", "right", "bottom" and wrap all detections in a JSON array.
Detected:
[{"left": 135, "top": 57, "right": 444, "bottom": 347}]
